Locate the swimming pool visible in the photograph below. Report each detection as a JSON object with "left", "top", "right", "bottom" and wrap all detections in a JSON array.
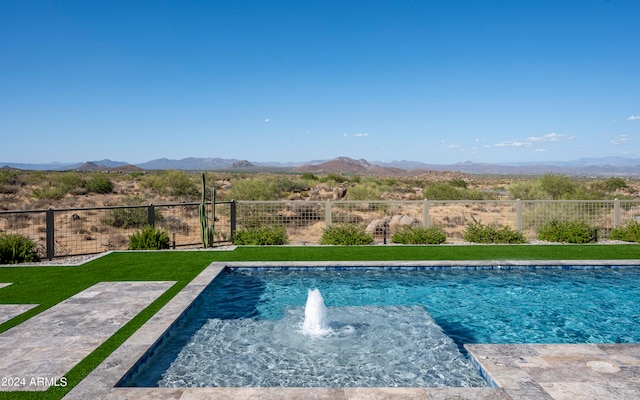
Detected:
[{"left": 120, "top": 265, "right": 640, "bottom": 388}]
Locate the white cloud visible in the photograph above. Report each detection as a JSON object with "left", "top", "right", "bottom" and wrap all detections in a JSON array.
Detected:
[
  {"left": 486, "top": 132, "right": 574, "bottom": 149},
  {"left": 611, "top": 135, "right": 629, "bottom": 145},
  {"left": 628, "top": 115, "right": 640, "bottom": 121},
  {"left": 490, "top": 140, "right": 532, "bottom": 148},
  {"left": 344, "top": 132, "right": 369, "bottom": 138},
  {"left": 264, "top": 118, "right": 270, "bottom": 123},
  {"left": 527, "top": 132, "right": 575, "bottom": 143}
]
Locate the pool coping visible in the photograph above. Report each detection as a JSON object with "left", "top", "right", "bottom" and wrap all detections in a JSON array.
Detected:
[{"left": 64, "top": 260, "right": 640, "bottom": 400}]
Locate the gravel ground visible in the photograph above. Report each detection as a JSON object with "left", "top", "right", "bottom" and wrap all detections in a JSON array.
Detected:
[{"left": 0, "top": 253, "right": 109, "bottom": 267}]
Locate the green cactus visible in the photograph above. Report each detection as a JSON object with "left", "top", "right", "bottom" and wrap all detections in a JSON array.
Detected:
[{"left": 199, "top": 172, "right": 216, "bottom": 248}]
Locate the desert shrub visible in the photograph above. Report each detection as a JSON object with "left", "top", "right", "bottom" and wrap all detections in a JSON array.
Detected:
[
  {"left": 322, "top": 173, "right": 350, "bottom": 184},
  {"left": 273, "top": 176, "right": 309, "bottom": 194},
  {"left": 539, "top": 173, "right": 576, "bottom": 199},
  {"left": 609, "top": 220, "right": 640, "bottom": 243},
  {"left": 32, "top": 185, "right": 67, "bottom": 200},
  {"left": 0, "top": 233, "right": 39, "bottom": 264},
  {"left": 31, "top": 172, "right": 84, "bottom": 199},
  {"left": 537, "top": 220, "right": 595, "bottom": 243},
  {"left": 424, "top": 183, "right": 465, "bottom": 200},
  {"left": 392, "top": 225, "right": 446, "bottom": 244},
  {"left": 463, "top": 217, "right": 527, "bottom": 244},
  {"left": 346, "top": 183, "right": 382, "bottom": 200},
  {"left": 140, "top": 170, "right": 198, "bottom": 198},
  {"left": 103, "top": 207, "right": 162, "bottom": 228},
  {"left": 320, "top": 224, "right": 373, "bottom": 245},
  {"left": 0, "top": 170, "right": 21, "bottom": 187},
  {"left": 58, "top": 172, "right": 83, "bottom": 190},
  {"left": 224, "top": 178, "right": 280, "bottom": 200},
  {"left": 449, "top": 178, "right": 468, "bottom": 189},
  {"left": 233, "top": 226, "right": 288, "bottom": 245},
  {"left": 604, "top": 177, "right": 628, "bottom": 192},
  {"left": 301, "top": 172, "right": 319, "bottom": 181},
  {"left": 508, "top": 180, "right": 546, "bottom": 200},
  {"left": 163, "top": 170, "right": 199, "bottom": 198},
  {"left": 84, "top": 173, "right": 114, "bottom": 194},
  {"left": 128, "top": 226, "right": 170, "bottom": 250}
]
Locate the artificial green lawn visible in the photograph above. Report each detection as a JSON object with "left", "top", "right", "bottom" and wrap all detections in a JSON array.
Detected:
[{"left": 0, "top": 244, "right": 638, "bottom": 399}]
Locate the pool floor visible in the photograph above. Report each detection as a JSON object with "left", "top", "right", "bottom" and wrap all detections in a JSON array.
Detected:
[{"left": 64, "top": 261, "right": 640, "bottom": 400}]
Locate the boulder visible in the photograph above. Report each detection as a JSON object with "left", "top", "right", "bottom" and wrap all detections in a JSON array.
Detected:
[
  {"left": 333, "top": 187, "right": 347, "bottom": 200},
  {"left": 389, "top": 215, "right": 420, "bottom": 229},
  {"left": 366, "top": 218, "right": 390, "bottom": 236}
]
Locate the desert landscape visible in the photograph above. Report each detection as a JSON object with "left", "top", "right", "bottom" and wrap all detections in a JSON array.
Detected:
[{"left": 2, "top": 156, "right": 640, "bottom": 256}]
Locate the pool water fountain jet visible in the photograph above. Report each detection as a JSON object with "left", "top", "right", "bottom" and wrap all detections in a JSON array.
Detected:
[{"left": 302, "top": 288, "right": 331, "bottom": 336}]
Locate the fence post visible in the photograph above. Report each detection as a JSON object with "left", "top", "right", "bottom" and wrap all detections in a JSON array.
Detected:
[
  {"left": 325, "top": 200, "right": 332, "bottom": 226},
  {"left": 147, "top": 204, "right": 155, "bottom": 227},
  {"left": 423, "top": 200, "right": 430, "bottom": 228},
  {"left": 230, "top": 200, "right": 236, "bottom": 242},
  {"left": 614, "top": 198, "right": 620, "bottom": 228},
  {"left": 46, "top": 208, "right": 55, "bottom": 260},
  {"left": 516, "top": 199, "right": 522, "bottom": 231}
]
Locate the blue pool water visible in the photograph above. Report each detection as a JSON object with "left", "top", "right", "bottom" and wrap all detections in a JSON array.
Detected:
[{"left": 122, "top": 266, "right": 640, "bottom": 388}]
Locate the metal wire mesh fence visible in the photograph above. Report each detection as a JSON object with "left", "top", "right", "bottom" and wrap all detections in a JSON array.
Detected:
[
  {"left": 0, "top": 202, "right": 234, "bottom": 259},
  {"left": 426, "top": 200, "right": 517, "bottom": 241},
  {"left": 519, "top": 200, "right": 618, "bottom": 239},
  {"left": 2, "top": 199, "right": 640, "bottom": 259}
]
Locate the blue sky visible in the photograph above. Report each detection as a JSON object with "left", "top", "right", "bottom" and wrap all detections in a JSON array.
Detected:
[{"left": 1, "top": 0, "right": 639, "bottom": 165}]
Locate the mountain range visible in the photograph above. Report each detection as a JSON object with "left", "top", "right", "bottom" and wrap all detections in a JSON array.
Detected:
[{"left": 2, "top": 156, "right": 640, "bottom": 177}]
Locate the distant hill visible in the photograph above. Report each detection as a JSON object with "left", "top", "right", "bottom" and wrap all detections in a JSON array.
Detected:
[
  {"left": 228, "top": 160, "right": 254, "bottom": 169},
  {"left": 294, "top": 157, "right": 406, "bottom": 176},
  {"left": 74, "top": 161, "right": 143, "bottom": 172},
  {"left": 136, "top": 157, "right": 238, "bottom": 170},
  {"left": 2, "top": 156, "right": 639, "bottom": 176},
  {"left": 374, "top": 158, "right": 640, "bottom": 177}
]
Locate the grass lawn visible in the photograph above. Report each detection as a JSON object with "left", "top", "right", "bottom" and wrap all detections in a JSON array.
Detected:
[{"left": 0, "top": 244, "right": 638, "bottom": 399}]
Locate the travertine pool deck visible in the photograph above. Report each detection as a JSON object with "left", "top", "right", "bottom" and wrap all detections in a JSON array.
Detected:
[
  {"left": 2, "top": 260, "right": 640, "bottom": 399},
  {"left": 0, "top": 283, "right": 40, "bottom": 325},
  {"left": 0, "top": 281, "right": 175, "bottom": 391},
  {"left": 0, "top": 303, "right": 39, "bottom": 325}
]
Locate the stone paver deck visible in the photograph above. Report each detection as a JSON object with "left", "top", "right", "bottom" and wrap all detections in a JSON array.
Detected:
[
  {"left": 0, "top": 281, "right": 175, "bottom": 391},
  {"left": 0, "top": 304, "right": 39, "bottom": 325},
  {"left": 467, "top": 344, "right": 640, "bottom": 400}
]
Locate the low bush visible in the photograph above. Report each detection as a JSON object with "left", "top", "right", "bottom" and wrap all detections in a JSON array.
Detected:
[
  {"left": 224, "top": 178, "right": 282, "bottom": 200},
  {"left": 103, "top": 207, "right": 149, "bottom": 228},
  {"left": 140, "top": 170, "right": 199, "bottom": 199},
  {"left": 392, "top": 225, "right": 447, "bottom": 244},
  {"left": 128, "top": 226, "right": 170, "bottom": 250},
  {"left": 320, "top": 224, "right": 374, "bottom": 245},
  {"left": 463, "top": 217, "right": 527, "bottom": 244},
  {"left": 537, "top": 219, "right": 595, "bottom": 243},
  {"left": 609, "top": 220, "right": 640, "bottom": 243},
  {"left": 32, "top": 185, "right": 68, "bottom": 200},
  {"left": 0, "top": 233, "right": 40, "bottom": 264},
  {"left": 84, "top": 173, "right": 114, "bottom": 194},
  {"left": 103, "top": 207, "right": 163, "bottom": 229},
  {"left": 233, "top": 226, "right": 289, "bottom": 245}
]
